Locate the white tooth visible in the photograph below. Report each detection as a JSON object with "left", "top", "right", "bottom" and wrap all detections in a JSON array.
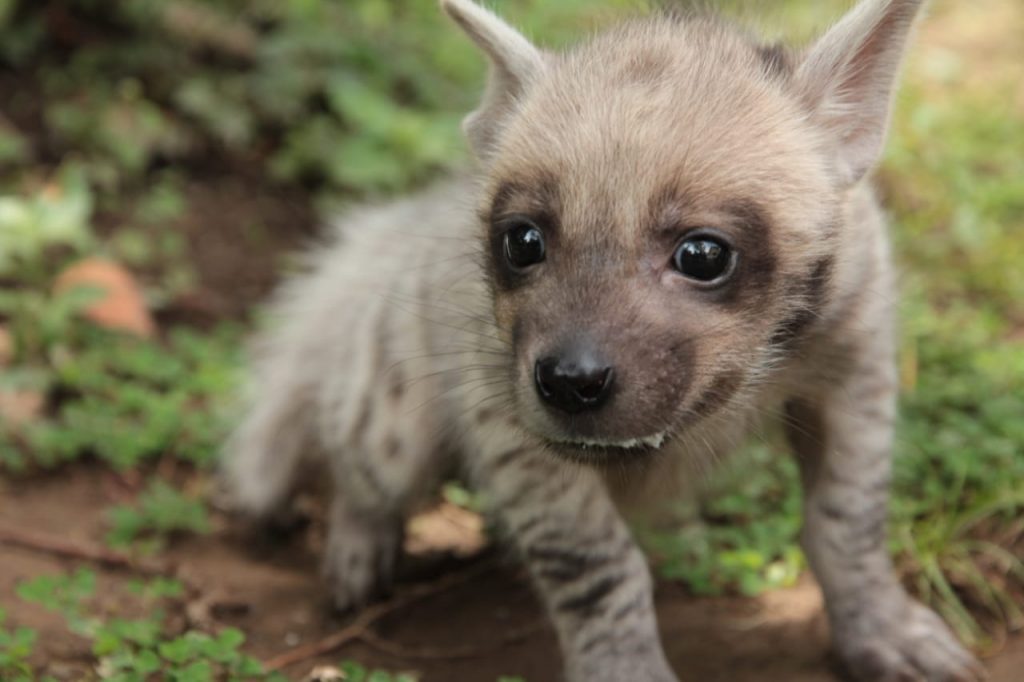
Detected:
[{"left": 560, "top": 430, "right": 667, "bottom": 450}]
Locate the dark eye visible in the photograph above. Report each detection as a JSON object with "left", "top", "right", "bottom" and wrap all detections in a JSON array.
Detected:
[
  {"left": 502, "top": 220, "right": 546, "bottom": 269},
  {"left": 672, "top": 235, "right": 733, "bottom": 282}
]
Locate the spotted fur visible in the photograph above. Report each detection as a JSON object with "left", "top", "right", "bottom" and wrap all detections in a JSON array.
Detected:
[{"left": 222, "top": 2, "right": 985, "bottom": 680}]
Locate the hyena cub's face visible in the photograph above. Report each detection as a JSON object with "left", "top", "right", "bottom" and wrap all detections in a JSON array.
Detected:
[{"left": 465, "top": 16, "right": 842, "bottom": 462}]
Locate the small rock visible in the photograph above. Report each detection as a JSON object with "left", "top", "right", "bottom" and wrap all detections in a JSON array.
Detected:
[
  {"left": 405, "top": 501, "right": 487, "bottom": 558},
  {"left": 304, "top": 666, "right": 344, "bottom": 682},
  {"left": 54, "top": 258, "right": 156, "bottom": 338}
]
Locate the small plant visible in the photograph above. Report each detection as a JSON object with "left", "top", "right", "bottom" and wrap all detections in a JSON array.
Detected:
[
  {"left": 0, "top": 163, "right": 95, "bottom": 280},
  {"left": 106, "top": 479, "right": 211, "bottom": 550},
  {"left": 99, "top": 627, "right": 271, "bottom": 681},
  {"left": 0, "top": 608, "right": 45, "bottom": 682},
  {"left": 16, "top": 567, "right": 98, "bottom": 635}
]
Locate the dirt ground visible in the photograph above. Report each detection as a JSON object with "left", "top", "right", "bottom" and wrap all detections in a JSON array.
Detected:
[{"left": 1, "top": 466, "right": 1021, "bottom": 682}]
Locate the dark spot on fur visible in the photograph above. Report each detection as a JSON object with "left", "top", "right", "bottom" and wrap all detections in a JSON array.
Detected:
[
  {"left": 356, "top": 459, "right": 387, "bottom": 497},
  {"left": 387, "top": 368, "right": 405, "bottom": 400},
  {"left": 579, "top": 632, "right": 612, "bottom": 654},
  {"left": 727, "top": 200, "right": 778, "bottom": 302},
  {"left": 384, "top": 436, "right": 401, "bottom": 459},
  {"left": 487, "top": 174, "right": 561, "bottom": 227},
  {"left": 817, "top": 500, "right": 847, "bottom": 521},
  {"left": 528, "top": 546, "right": 592, "bottom": 583},
  {"left": 769, "top": 256, "right": 834, "bottom": 348},
  {"left": 756, "top": 42, "right": 793, "bottom": 79},
  {"left": 350, "top": 403, "right": 372, "bottom": 447},
  {"left": 616, "top": 50, "right": 671, "bottom": 86},
  {"left": 554, "top": 574, "right": 622, "bottom": 616},
  {"left": 691, "top": 370, "right": 743, "bottom": 418},
  {"left": 664, "top": 199, "right": 779, "bottom": 310},
  {"left": 611, "top": 594, "right": 645, "bottom": 622},
  {"left": 493, "top": 446, "right": 527, "bottom": 470},
  {"left": 514, "top": 515, "right": 544, "bottom": 537}
]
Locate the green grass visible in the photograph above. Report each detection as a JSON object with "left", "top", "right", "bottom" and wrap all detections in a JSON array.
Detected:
[{"left": 106, "top": 480, "right": 211, "bottom": 551}]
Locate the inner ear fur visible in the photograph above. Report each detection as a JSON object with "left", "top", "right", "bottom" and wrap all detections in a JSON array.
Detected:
[{"left": 795, "top": 0, "right": 926, "bottom": 186}]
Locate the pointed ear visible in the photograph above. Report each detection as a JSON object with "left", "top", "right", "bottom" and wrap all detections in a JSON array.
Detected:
[
  {"left": 795, "top": 0, "right": 925, "bottom": 186},
  {"left": 441, "top": 0, "right": 545, "bottom": 158}
]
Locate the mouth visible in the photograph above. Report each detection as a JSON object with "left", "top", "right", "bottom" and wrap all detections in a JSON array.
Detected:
[{"left": 543, "top": 430, "right": 670, "bottom": 463}]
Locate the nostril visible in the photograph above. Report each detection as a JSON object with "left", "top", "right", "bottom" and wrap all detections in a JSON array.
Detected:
[
  {"left": 534, "top": 358, "right": 556, "bottom": 399},
  {"left": 534, "top": 356, "right": 614, "bottom": 413},
  {"left": 572, "top": 367, "right": 614, "bottom": 403}
]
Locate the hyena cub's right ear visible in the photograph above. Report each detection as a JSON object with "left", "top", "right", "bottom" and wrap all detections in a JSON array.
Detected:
[{"left": 441, "top": 0, "right": 546, "bottom": 159}]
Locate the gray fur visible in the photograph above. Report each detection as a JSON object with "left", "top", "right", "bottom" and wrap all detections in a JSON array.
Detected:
[{"left": 222, "top": 1, "right": 985, "bottom": 680}]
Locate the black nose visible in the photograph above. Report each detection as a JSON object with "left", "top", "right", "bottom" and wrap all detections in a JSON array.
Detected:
[{"left": 534, "top": 354, "right": 615, "bottom": 414}]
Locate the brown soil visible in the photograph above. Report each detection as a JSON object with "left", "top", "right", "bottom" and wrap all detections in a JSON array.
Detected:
[{"left": 1, "top": 466, "right": 1021, "bottom": 682}]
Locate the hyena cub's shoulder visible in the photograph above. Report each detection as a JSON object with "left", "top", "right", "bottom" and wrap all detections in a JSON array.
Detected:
[{"left": 223, "top": 2, "right": 984, "bottom": 681}]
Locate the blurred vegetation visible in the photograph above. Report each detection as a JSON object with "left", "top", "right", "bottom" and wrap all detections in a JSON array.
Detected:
[
  {"left": 14, "top": 568, "right": 279, "bottom": 682},
  {"left": 0, "top": 0, "right": 628, "bottom": 202},
  {"left": 0, "top": 0, "right": 1021, "bottom": 677}
]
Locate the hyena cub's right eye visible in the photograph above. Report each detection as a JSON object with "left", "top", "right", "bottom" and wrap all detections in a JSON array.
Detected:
[{"left": 502, "top": 219, "right": 546, "bottom": 269}]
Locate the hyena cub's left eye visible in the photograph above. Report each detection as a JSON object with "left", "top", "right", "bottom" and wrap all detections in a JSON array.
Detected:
[
  {"left": 672, "top": 234, "right": 734, "bottom": 283},
  {"left": 502, "top": 219, "right": 546, "bottom": 269}
]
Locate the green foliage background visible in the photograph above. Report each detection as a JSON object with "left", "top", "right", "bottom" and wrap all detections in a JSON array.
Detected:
[{"left": 0, "top": 0, "right": 1022, "bottom": 677}]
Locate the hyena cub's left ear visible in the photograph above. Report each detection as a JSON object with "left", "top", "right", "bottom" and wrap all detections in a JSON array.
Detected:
[
  {"left": 796, "top": 0, "right": 926, "bottom": 187},
  {"left": 441, "top": 0, "right": 546, "bottom": 159}
]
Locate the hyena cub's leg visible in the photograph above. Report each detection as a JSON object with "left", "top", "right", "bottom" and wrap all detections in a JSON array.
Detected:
[
  {"left": 224, "top": 310, "right": 446, "bottom": 610},
  {"left": 317, "top": 342, "right": 451, "bottom": 610},
  {"left": 472, "top": 432, "right": 677, "bottom": 682},
  {"left": 786, "top": 334, "right": 986, "bottom": 681},
  {"left": 221, "top": 364, "right": 317, "bottom": 523},
  {"left": 321, "top": 451, "right": 407, "bottom": 611}
]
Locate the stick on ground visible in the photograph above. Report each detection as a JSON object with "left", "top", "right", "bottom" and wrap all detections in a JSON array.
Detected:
[
  {"left": 0, "top": 524, "right": 173, "bottom": 576},
  {"left": 263, "top": 559, "right": 514, "bottom": 671}
]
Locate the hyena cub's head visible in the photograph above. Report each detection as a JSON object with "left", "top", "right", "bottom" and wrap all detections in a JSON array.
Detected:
[{"left": 443, "top": 0, "right": 923, "bottom": 462}]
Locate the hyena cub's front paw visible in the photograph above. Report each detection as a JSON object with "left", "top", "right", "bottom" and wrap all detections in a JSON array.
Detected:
[
  {"left": 322, "top": 502, "right": 402, "bottom": 612},
  {"left": 837, "top": 598, "right": 987, "bottom": 682}
]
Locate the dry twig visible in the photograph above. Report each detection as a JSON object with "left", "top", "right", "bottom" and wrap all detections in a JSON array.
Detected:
[
  {"left": 263, "top": 560, "right": 520, "bottom": 671},
  {"left": 0, "top": 524, "right": 174, "bottom": 576},
  {"left": 359, "top": 622, "right": 544, "bottom": 661}
]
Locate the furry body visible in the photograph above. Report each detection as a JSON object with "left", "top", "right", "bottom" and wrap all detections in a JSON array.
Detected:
[{"left": 224, "top": 2, "right": 985, "bottom": 680}]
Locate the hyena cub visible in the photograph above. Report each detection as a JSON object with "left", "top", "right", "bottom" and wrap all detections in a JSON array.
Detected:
[{"left": 224, "top": 0, "right": 986, "bottom": 680}]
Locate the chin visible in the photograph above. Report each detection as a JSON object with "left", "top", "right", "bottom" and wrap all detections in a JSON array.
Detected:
[{"left": 539, "top": 431, "right": 672, "bottom": 465}]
